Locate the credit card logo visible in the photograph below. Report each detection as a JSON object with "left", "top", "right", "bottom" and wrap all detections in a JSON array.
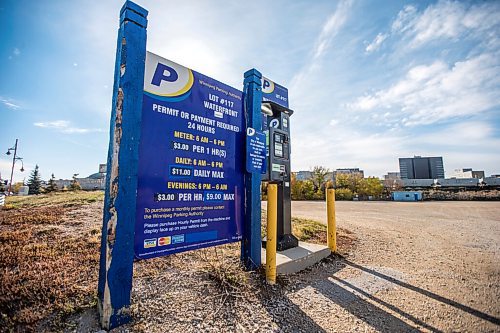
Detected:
[
  {"left": 172, "top": 234, "right": 185, "bottom": 244},
  {"left": 158, "top": 236, "right": 171, "bottom": 246},
  {"left": 144, "top": 238, "right": 157, "bottom": 248}
]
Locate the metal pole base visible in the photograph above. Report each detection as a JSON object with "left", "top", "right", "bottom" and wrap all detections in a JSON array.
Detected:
[{"left": 262, "top": 233, "right": 299, "bottom": 252}]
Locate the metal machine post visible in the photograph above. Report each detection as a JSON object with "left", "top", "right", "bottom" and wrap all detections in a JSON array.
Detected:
[{"left": 262, "top": 101, "right": 298, "bottom": 251}]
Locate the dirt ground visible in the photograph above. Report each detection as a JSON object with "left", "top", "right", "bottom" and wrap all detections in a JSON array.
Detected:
[{"left": 281, "top": 200, "right": 500, "bottom": 332}]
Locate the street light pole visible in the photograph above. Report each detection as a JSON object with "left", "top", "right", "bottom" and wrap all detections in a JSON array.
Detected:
[
  {"left": 6, "top": 139, "right": 23, "bottom": 195},
  {"left": 8, "top": 139, "right": 18, "bottom": 194}
]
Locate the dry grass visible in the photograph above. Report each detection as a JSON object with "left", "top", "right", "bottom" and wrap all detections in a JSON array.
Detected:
[
  {"left": 0, "top": 192, "right": 103, "bottom": 332},
  {"left": 3, "top": 191, "right": 104, "bottom": 210},
  {"left": 0, "top": 193, "right": 355, "bottom": 331},
  {"left": 261, "top": 212, "right": 357, "bottom": 255}
]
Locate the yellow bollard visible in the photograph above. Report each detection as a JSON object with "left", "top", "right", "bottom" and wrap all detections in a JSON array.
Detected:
[
  {"left": 327, "top": 189, "right": 337, "bottom": 253},
  {"left": 266, "top": 184, "right": 278, "bottom": 285}
]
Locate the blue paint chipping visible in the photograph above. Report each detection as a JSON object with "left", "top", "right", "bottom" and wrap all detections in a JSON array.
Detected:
[
  {"left": 241, "top": 69, "right": 263, "bottom": 270},
  {"left": 97, "top": 1, "right": 148, "bottom": 330}
]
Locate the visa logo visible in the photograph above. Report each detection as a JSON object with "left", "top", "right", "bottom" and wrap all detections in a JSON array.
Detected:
[{"left": 143, "top": 238, "right": 157, "bottom": 248}]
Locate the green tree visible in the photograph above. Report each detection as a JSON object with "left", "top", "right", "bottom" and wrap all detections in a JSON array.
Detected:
[
  {"left": 336, "top": 173, "right": 363, "bottom": 193},
  {"left": 361, "top": 177, "right": 384, "bottom": 198},
  {"left": 335, "top": 173, "right": 351, "bottom": 189},
  {"left": 311, "top": 166, "right": 330, "bottom": 192},
  {"left": 302, "top": 180, "right": 316, "bottom": 200},
  {"left": 13, "top": 182, "right": 24, "bottom": 194},
  {"left": 313, "top": 188, "right": 325, "bottom": 200},
  {"left": 69, "top": 174, "right": 81, "bottom": 191},
  {"left": 335, "top": 188, "right": 354, "bottom": 200},
  {"left": 291, "top": 180, "right": 316, "bottom": 200},
  {"left": 291, "top": 178, "right": 303, "bottom": 200},
  {"left": 46, "top": 173, "right": 58, "bottom": 193},
  {"left": 27, "top": 165, "right": 42, "bottom": 195}
]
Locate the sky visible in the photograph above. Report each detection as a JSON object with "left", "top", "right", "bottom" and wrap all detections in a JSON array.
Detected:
[{"left": 1, "top": 0, "right": 499, "bottom": 183}]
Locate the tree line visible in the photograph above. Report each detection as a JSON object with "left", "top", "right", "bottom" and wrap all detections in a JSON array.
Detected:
[
  {"left": 263, "top": 166, "right": 384, "bottom": 201},
  {"left": 1, "top": 165, "right": 82, "bottom": 195}
]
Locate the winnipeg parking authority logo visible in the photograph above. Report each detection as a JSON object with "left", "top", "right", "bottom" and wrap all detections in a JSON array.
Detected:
[{"left": 144, "top": 51, "right": 194, "bottom": 102}]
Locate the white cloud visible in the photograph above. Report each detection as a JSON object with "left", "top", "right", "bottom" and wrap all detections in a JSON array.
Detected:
[
  {"left": 34, "top": 120, "right": 103, "bottom": 134},
  {"left": 8, "top": 47, "right": 21, "bottom": 60},
  {"left": 292, "top": 125, "right": 409, "bottom": 177},
  {"left": 391, "top": 5, "right": 417, "bottom": 33},
  {"left": 414, "top": 121, "right": 500, "bottom": 176},
  {"left": 392, "top": 1, "right": 500, "bottom": 48},
  {"left": 0, "top": 96, "right": 21, "bottom": 110},
  {"left": 348, "top": 53, "right": 500, "bottom": 126},
  {"left": 312, "top": 1, "right": 352, "bottom": 60},
  {"left": 420, "top": 121, "right": 495, "bottom": 145},
  {"left": 290, "top": 0, "right": 352, "bottom": 91},
  {"left": 365, "top": 33, "right": 388, "bottom": 53}
]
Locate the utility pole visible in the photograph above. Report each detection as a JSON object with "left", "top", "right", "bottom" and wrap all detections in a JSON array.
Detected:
[
  {"left": 8, "top": 139, "right": 18, "bottom": 194},
  {"left": 6, "top": 139, "right": 24, "bottom": 195}
]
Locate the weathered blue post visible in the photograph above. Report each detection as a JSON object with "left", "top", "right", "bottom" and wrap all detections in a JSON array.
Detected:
[
  {"left": 241, "top": 69, "right": 263, "bottom": 270},
  {"left": 97, "top": 1, "right": 147, "bottom": 329}
]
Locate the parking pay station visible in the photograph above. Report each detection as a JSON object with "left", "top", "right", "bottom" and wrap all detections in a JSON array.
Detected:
[{"left": 261, "top": 80, "right": 299, "bottom": 251}]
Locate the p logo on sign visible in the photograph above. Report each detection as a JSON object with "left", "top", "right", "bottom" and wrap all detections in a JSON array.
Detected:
[
  {"left": 269, "top": 119, "right": 280, "bottom": 128},
  {"left": 144, "top": 51, "right": 194, "bottom": 101},
  {"left": 262, "top": 77, "right": 275, "bottom": 94},
  {"left": 247, "top": 127, "right": 256, "bottom": 136}
]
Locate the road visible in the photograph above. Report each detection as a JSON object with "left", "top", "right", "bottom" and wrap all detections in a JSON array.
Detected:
[{"left": 283, "top": 200, "right": 500, "bottom": 332}]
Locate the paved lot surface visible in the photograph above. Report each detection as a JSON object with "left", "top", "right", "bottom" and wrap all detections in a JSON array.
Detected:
[{"left": 282, "top": 201, "right": 500, "bottom": 332}]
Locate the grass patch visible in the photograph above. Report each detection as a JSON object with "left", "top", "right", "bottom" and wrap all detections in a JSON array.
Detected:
[
  {"left": 197, "top": 245, "right": 250, "bottom": 296},
  {"left": 0, "top": 191, "right": 103, "bottom": 331},
  {"left": 291, "top": 217, "right": 327, "bottom": 243},
  {"left": 4, "top": 191, "right": 104, "bottom": 210},
  {"left": 261, "top": 211, "right": 357, "bottom": 254},
  {"left": 261, "top": 212, "right": 326, "bottom": 243}
]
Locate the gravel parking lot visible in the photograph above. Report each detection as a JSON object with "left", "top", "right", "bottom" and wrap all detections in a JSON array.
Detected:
[{"left": 284, "top": 200, "right": 500, "bottom": 332}]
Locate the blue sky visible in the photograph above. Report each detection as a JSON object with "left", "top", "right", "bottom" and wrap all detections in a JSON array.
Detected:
[{"left": 1, "top": 0, "right": 499, "bottom": 182}]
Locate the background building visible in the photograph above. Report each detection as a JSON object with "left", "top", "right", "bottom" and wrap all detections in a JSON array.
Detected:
[
  {"left": 334, "top": 168, "right": 365, "bottom": 178},
  {"left": 54, "top": 164, "right": 106, "bottom": 190},
  {"left": 295, "top": 171, "right": 312, "bottom": 181},
  {"left": 384, "top": 172, "right": 401, "bottom": 180},
  {"left": 450, "top": 168, "right": 485, "bottom": 179},
  {"left": 294, "top": 168, "right": 364, "bottom": 183},
  {"left": 399, "top": 156, "right": 444, "bottom": 179}
]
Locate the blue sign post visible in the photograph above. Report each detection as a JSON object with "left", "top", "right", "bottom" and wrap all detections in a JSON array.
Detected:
[
  {"left": 97, "top": 1, "right": 147, "bottom": 329},
  {"left": 241, "top": 69, "right": 263, "bottom": 270}
]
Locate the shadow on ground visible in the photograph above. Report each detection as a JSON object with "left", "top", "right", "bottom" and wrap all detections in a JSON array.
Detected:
[{"left": 260, "top": 254, "right": 500, "bottom": 332}]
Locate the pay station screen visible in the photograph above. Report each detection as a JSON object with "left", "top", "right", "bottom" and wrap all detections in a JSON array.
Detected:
[{"left": 274, "top": 133, "right": 285, "bottom": 158}]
